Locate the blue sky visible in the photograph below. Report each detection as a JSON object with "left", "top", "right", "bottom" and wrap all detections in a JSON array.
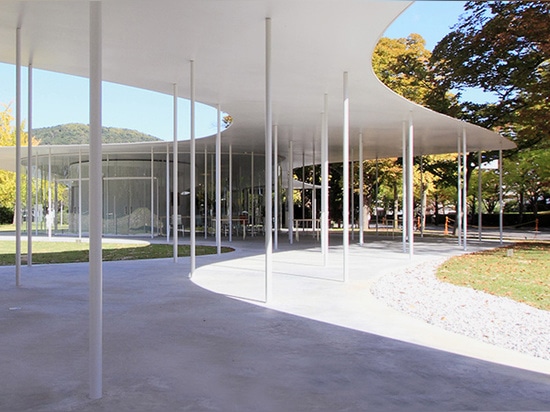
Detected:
[{"left": 0, "top": 1, "right": 470, "bottom": 141}]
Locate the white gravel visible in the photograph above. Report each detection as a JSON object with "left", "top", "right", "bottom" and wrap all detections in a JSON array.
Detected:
[{"left": 371, "top": 258, "right": 550, "bottom": 360}]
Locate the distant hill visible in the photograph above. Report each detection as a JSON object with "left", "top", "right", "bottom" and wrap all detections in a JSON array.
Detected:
[{"left": 33, "top": 123, "right": 162, "bottom": 145}]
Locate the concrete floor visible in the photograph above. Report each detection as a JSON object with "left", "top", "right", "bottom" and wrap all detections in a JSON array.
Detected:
[{"left": 1, "top": 233, "right": 550, "bottom": 411}]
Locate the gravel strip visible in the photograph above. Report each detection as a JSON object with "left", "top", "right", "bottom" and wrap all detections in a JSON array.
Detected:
[{"left": 371, "top": 258, "right": 550, "bottom": 360}]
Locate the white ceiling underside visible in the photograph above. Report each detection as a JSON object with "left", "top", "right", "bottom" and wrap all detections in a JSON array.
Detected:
[{"left": 0, "top": 0, "right": 515, "bottom": 170}]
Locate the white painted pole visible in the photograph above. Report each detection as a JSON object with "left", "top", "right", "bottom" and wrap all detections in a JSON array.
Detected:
[
  {"left": 402, "top": 121, "right": 407, "bottom": 253},
  {"left": 301, "top": 152, "right": 305, "bottom": 234},
  {"left": 78, "top": 148, "right": 82, "bottom": 239},
  {"left": 166, "top": 144, "right": 170, "bottom": 243},
  {"left": 457, "top": 135, "right": 462, "bottom": 246},
  {"left": 48, "top": 148, "right": 52, "bottom": 239},
  {"left": 35, "top": 151, "right": 39, "bottom": 236},
  {"left": 499, "top": 149, "right": 503, "bottom": 245},
  {"left": 27, "top": 63, "right": 33, "bottom": 266},
  {"left": 288, "top": 141, "right": 293, "bottom": 244},
  {"left": 407, "top": 113, "right": 414, "bottom": 259},
  {"left": 204, "top": 146, "right": 208, "bottom": 239},
  {"left": 89, "top": 1, "right": 103, "bottom": 400},
  {"left": 172, "top": 84, "right": 178, "bottom": 261},
  {"left": 251, "top": 152, "right": 254, "bottom": 237},
  {"left": 216, "top": 105, "right": 222, "bottom": 254},
  {"left": 321, "top": 95, "right": 329, "bottom": 264},
  {"left": 273, "top": 125, "right": 278, "bottom": 250},
  {"left": 359, "top": 133, "right": 364, "bottom": 246},
  {"left": 462, "top": 128, "right": 467, "bottom": 250},
  {"left": 264, "top": 17, "right": 273, "bottom": 302},
  {"left": 190, "top": 60, "right": 196, "bottom": 276},
  {"left": 351, "top": 149, "right": 355, "bottom": 241},
  {"left": 15, "top": 26, "right": 21, "bottom": 285},
  {"left": 478, "top": 150, "right": 482, "bottom": 241},
  {"left": 375, "top": 157, "right": 379, "bottom": 235},
  {"left": 311, "top": 137, "right": 317, "bottom": 240},
  {"left": 228, "top": 144, "right": 233, "bottom": 243},
  {"left": 342, "top": 72, "right": 349, "bottom": 281},
  {"left": 150, "top": 148, "right": 154, "bottom": 239}
]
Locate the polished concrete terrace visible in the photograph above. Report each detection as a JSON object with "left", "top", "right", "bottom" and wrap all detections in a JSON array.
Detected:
[{"left": 1, "top": 233, "right": 550, "bottom": 411}]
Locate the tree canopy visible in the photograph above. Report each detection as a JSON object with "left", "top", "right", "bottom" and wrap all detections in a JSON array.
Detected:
[{"left": 431, "top": 1, "right": 550, "bottom": 150}]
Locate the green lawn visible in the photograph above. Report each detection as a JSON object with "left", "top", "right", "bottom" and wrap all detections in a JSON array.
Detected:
[
  {"left": 0, "top": 240, "right": 232, "bottom": 265},
  {"left": 436, "top": 241, "right": 550, "bottom": 311}
]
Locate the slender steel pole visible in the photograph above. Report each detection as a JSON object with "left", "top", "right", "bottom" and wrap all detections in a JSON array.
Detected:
[
  {"left": 264, "top": 17, "right": 273, "bottom": 302},
  {"left": 311, "top": 136, "right": 317, "bottom": 240},
  {"left": 228, "top": 144, "right": 232, "bottom": 242},
  {"left": 216, "top": 105, "right": 221, "bottom": 254},
  {"left": 15, "top": 26, "right": 21, "bottom": 285},
  {"left": 172, "top": 84, "right": 178, "bottom": 261},
  {"left": 48, "top": 148, "right": 52, "bottom": 239},
  {"left": 342, "top": 72, "right": 349, "bottom": 281},
  {"left": 288, "top": 141, "right": 293, "bottom": 244},
  {"left": 89, "top": 1, "right": 103, "bottom": 399},
  {"left": 150, "top": 148, "right": 154, "bottom": 239},
  {"left": 27, "top": 63, "right": 33, "bottom": 266},
  {"left": 301, "top": 152, "right": 305, "bottom": 234},
  {"left": 166, "top": 144, "right": 170, "bottom": 243},
  {"left": 204, "top": 147, "right": 208, "bottom": 239},
  {"left": 462, "top": 128, "right": 467, "bottom": 250},
  {"left": 478, "top": 150, "right": 482, "bottom": 241},
  {"left": 190, "top": 60, "right": 196, "bottom": 276},
  {"left": 402, "top": 121, "right": 407, "bottom": 253},
  {"left": 456, "top": 136, "right": 462, "bottom": 246},
  {"left": 499, "top": 149, "right": 503, "bottom": 245},
  {"left": 359, "top": 133, "right": 364, "bottom": 246},
  {"left": 273, "top": 125, "right": 278, "bottom": 250},
  {"left": 321, "top": 95, "right": 329, "bottom": 264},
  {"left": 351, "top": 149, "right": 355, "bottom": 241},
  {"left": 78, "top": 148, "right": 82, "bottom": 239},
  {"left": 407, "top": 113, "right": 414, "bottom": 258}
]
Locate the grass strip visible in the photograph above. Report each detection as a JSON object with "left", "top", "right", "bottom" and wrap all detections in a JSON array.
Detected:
[
  {"left": 436, "top": 241, "right": 550, "bottom": 311},
  {"left": 0, "top": 241, "right": 232, "bottom": 265}
]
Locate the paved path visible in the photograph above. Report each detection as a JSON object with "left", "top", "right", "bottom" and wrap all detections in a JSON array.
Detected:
[{"left": 1, "top": 234, "right": 549, "bottom": 411}]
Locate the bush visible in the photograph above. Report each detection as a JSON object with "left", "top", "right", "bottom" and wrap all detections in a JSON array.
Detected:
[{"left": 0, "top": 205, "right": 13, "bottom": 224}]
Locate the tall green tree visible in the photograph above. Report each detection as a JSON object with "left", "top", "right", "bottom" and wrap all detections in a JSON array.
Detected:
[{"left": 431, "top": 1, "right": 550, "bottom": 150}]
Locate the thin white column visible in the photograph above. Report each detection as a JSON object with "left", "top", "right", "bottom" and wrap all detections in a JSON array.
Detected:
[
  {"left": 457, "top": 135, "right": 462, "bottom": 246},
  {"left": 462, "top": 128, "right": 467, "bottom": 250},
  {"left": 228, "top": 145, "right": 232, "bottom": 242},
  {"left": 15, "top": 26, "right": 21, "bottom": 285},
  {"left": 273, "top": 125, "right": 278, "bottom": 250},
  {"left": 375, "top": 157, "right": 379, "bottom": 235},
  {"left": 190, "top": 60, "right": 196, "bottom": 276},
  {"left": 359, "top": 133, "right": 364, "bottom": 246},
  {"left": 342, "top": 72, "right": 349, "bottom": 281},
  {"left": 478, "top": 151, "right": 482, "bottom": 241},
  {"left": 407, "top": 113, "right": 414, "bottom": 258},
  {"left": 321, "top": 95, "right": 329, "bottom": 264},
  {"left": 351, "top": 149, "right": 355, "bottom": 241},
  {"left": 216, "top": 105, "right": 221, "bottom": 254},
  {"left": 204, "top": 147, "right": 208, "bottom": 239},
  {"left": 251, "top": 152, "right": 254, "bottom": 236},
  {"left": 499, "top": 148, "right": 503, "bottom": 245},
  {"left": 150, "top": 148, "right": 154, "bottom": 239},
  {"left": 166, "top": 144, "right": 170, "bottom": 243},
  {"left": 35, "top": 151, "right": 39, "bottom": 236},
  {"left": 287, "top": 141, "right": 293, "bottom": 244},
  {"left": 264, "top": 17, "right": 273, "bottom": 302},
  {"left": 27, "top": 63, "right": 33, "bottom": 266},
  {"left": 89, "top": 1, "right": 103, "bottom": 400},
  {"left": 311, "top": 137, "right": 317, "bottom": 240},
  {"left": 78, "top": 149, "right": 82, "bottom": 239},
  {"left": 48, "top": 148, "right": 52, "bottom": 239},
  {"left": 301, "top": 152, "right": 305, "bottom": 234},
  {"left": 402, "top": 121, "right": 407, "bottom": 253},
  {"left": 172, "top": 84, "right": 178, "bottom": 261}
]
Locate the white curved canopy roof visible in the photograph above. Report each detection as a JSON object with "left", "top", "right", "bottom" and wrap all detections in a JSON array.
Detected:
[{"left": 0, "top": 0, "right": 514, "bottom": 169}]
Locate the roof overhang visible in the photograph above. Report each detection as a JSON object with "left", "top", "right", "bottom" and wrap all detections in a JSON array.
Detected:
[{"left": 0, "top": 0, "right": 515, "bottom": 171}]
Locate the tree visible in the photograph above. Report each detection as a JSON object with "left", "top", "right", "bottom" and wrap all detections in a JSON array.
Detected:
[
  {"left": 431, "top": 1, "right": 550, "bottom": 151},
  {"left": 0, "top": 103, "right": 39, "bottom": 218}
]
